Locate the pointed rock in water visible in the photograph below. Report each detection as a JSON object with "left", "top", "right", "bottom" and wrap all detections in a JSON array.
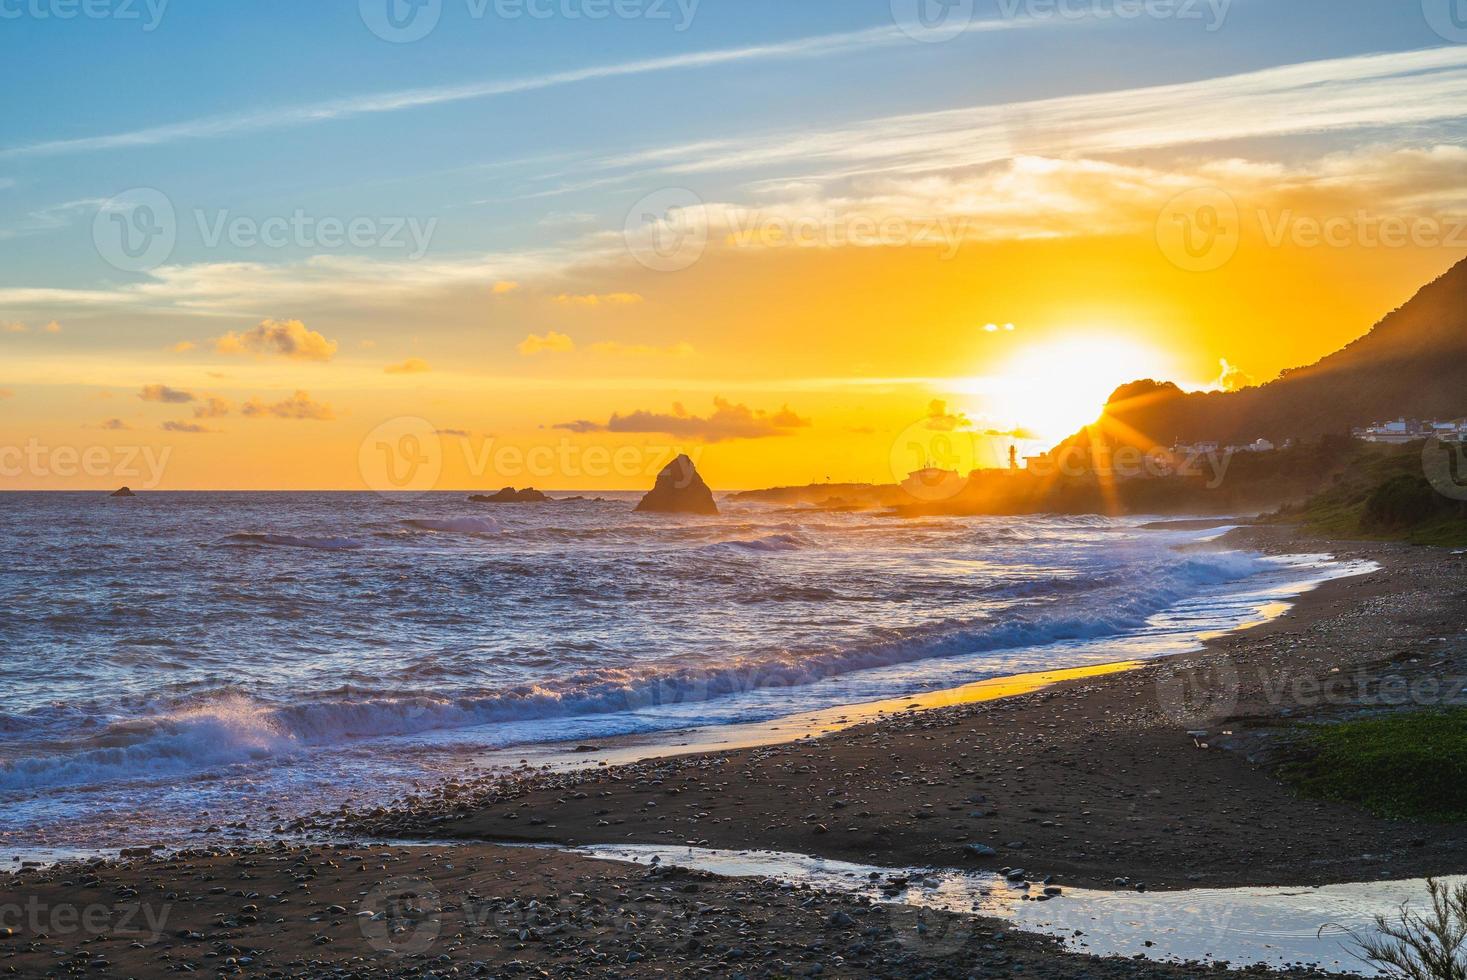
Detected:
[
  {"left": 636, "top": 454, "right": 718, "bottom": 515},
  {"left": 111, "top": 486, "right": 136, "bottom": 497}
]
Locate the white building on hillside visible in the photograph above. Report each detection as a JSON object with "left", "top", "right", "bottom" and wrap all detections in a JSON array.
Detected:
[{"left": 1354, "top": 418, "right": 1467, "bottom": 443}]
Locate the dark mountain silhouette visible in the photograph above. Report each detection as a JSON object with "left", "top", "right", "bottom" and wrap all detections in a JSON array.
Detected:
[{"left": 1062, "top": 255, "right": 1467, "bottom": 452}]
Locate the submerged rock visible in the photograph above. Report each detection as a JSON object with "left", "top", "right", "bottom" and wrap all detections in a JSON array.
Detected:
[{"left": 636, "top": 455, "right": 718, "bottom": 515}]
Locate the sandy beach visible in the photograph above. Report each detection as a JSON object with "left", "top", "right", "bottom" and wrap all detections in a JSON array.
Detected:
[
  {"left": 6, "top": 527, "right": 1465, "bottom": 977},
  {"left": 337, "top": 528, "right": 1467, "bottom": 892}
]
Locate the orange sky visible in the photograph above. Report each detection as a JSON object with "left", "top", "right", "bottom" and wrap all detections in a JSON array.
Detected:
[{"left": 4, "top": 23, "right": 1467, "bottom": 490}]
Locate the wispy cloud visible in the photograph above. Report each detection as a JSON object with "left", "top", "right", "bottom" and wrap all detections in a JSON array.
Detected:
[
  {"left": 0, "top": 20, "right": 1034, "bottom": 161},
  {"left": 590, "top": 46, "right": 1467, "bottom": 184}
]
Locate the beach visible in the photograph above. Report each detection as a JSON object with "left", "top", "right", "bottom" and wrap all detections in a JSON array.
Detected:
[
  {"left": 6, "top": 526, "right": 1466, "bottom": 976},
  {"left": 335, "top": 528, "right": 1467, "bottom": 893}
]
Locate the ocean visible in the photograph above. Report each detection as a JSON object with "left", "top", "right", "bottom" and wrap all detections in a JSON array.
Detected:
[{"left": 0, "top": 491, "right": 1360, "bottom": 855}]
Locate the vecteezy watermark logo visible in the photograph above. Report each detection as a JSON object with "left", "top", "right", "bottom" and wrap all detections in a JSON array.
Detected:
[
  {"left": 994, "top": 0, "right": 1232, "bottom": 31},
  {"left": 1155, "top": 186, "right": 1239, "bottom": 273},
  {"left": 360, "top": 0, "right": 442, "bottom": 42},
  {"left": 1423, "top": 0, "right": 1467, "bottom": 42},
  {"left": 1423, "top": 435, "right": 1467, "bottom": 502},
  {"left": 93, "top": 188, "right": 176, "bottom": 273},
  {"left": 1258, "top": 210, "right": 1467, "bottom": 251},
  {"left": 624, "top": 187, "right": 708, "bottom": 273},
  {"left": 887, "top": 903, "right": 971, "bottom": 956},
  {"left": 889, "top": 418, "right": 977, "bottom": 502},
  {"left": 359, "top": 417, "right": 444, "bottom": 497},
  {"left": 892, "top": 0, "right": 976, "bottom": 42},
  {"left": 360, "top": 0, "right": 699, "bottom": 41},
  {"left": 0, "top": 439, "right": 172, "bottom": 487},
  {"left": 194, "top": 209, "right": 438, "bottom": 259},
  {"left": 0, "top": 896, "right": 172, "bottom": 940},
  {"left": 359, "top": 876, "right": 442, "bottom": 957},
  {"left": 0, "top": 0, "right": 170, "bottom": 31},
  {"left": 1154, "top": 657, "right": 1240, "bottom": 728}
]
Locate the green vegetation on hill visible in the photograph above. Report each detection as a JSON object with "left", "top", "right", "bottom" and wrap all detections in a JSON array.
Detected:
[
  {"left": 1270, "top": 441, "right": 1467, "bottom": 545},
  {"left": 1281, "top": 710, "right": 1467, "bottom": 823}
]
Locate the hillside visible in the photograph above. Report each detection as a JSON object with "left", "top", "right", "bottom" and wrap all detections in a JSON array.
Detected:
[{"left": 1063, "top": 255, "right": 1467, "bottom": 451}]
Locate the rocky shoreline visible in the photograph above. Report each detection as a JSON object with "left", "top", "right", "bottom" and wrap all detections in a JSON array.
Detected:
[
  {"left": 329, "top": 528, "right": 1467, "bottom": 893},
  {"left": 6, "top": 527, "right": 1466, "bottom": 977}
]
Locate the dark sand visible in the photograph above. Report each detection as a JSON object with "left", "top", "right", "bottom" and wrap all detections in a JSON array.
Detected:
[
  {"left": 348, "top": 529, "right": 1467, "bottom": 892},
  {"left": 6, "top": 526, "right": 1465, "bottom": 978},
  {"left": 0, "top": 842, "right": 1349, "bottom": 978}
]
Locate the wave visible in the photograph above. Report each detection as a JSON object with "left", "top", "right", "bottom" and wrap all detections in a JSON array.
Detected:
[
  {"left": 0, "top": 549, "right": 1283, "bottom": 794},
  {"left": 404, "top": 517, "right": 501, "bottom": 534},
  {"left": 0, "top": 695, "right": 288, "bottom": 793},
  {"left": 697, "top": 532, "right": 813, "bottom": 554},
  {"left": 225, "top": 533, "right": 367, "bottom": 551}
]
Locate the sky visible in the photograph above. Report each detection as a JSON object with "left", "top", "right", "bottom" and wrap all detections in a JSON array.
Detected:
[{"left": 2, "top": 0, "right": 1466, "bottom": 490}]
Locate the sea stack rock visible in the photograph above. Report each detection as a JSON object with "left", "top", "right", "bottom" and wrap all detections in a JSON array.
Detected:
[
  {"left": 110, "top": 486, "right": 136, "bottom": 498},
  {"left": 636, "top": 454, "right": 718, "bottom": 515}
]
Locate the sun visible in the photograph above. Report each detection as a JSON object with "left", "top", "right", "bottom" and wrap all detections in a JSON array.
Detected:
[{"left": 988, "top": 336, "right": 1181, "bottom": 444}]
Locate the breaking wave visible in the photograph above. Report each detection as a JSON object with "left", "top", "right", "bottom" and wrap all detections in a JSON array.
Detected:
[{"left": 0, "top": 549, "right": 1284, "bottom": 793}]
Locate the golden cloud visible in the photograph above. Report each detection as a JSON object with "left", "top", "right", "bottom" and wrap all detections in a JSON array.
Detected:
[
  {"left": 241, "top": 390, "right": 335, "bottom": 421},
  {"left": 517, "top": 331, "right": 576, "bottom": 355},
  {"left": 139, "top": 384, "right": 196, "bottom": 404},
  {"left": 216, "top": 319, "right": 338, "bottom": 362},
  {"left": 554, "top": 292, "right": 644, "bottom": 307}
]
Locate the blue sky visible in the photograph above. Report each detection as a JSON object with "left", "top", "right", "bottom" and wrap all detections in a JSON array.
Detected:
[
  {"left": 2, "top": 1, "right": 1466, "bottom": 489},
  {"left": 3, "top": 0, "right": 1457, "bottom": 284}
]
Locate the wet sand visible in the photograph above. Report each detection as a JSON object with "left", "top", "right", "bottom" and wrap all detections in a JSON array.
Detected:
[
  {"left": 344, "top": 528, "right": 1467, "bottom": 892},
  {"left": 7, "top": 526, "right": 1465, "bottom": 977},
  {"left": 0, "top": 842, "right": 1351, "bottom": 978}
]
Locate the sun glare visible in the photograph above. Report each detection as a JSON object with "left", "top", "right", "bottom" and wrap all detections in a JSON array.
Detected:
[{"left": 990, "top": 336, "right": 1180, "bottom": 444}]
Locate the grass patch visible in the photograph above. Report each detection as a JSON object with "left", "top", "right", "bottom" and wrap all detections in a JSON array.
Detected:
[
  {"left": 1269, "top": 441, "right": 1467, "bottom": 546},
  {"left": 1282, "top": 710, "right": 1467, "bottom": 823}
]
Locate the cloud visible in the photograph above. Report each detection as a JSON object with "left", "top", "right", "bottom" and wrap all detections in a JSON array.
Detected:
[
  {"left": 161, "top": 421, "right": 214, "bottom": 434},
  {"left": 1211, "top": 358, "right": 1255, "bottom": 392},
  {"left": 99, "top": 418, "right": 131, "bottom": 430},
  {"left": 4, "top": 322, "right": 27, "bottom": 333},
  {"left": 556, "top": 397, "right": 811, "bottom": 442},
  {"left": 384, "top": 357, "right": 432, "bottom": 375},
  {"left": 193, "top": 397, "right": 232, "bottom": 419},
  {"left": 0, "top": 389, "right": 12, "bottom": 399},
  {"left": 588, "top": 341, "right": 695, "bottom": 357},
  {"left": 215, "top": 319, "right": 338, "bottom": 362},
  {"left": 492, "top": 281, "right": 520, "bottom": 294},
  {"left": 139, "top": 384, "right": 196, "bottom": 404},
  {"left": 518, "top": 331, "right": 576, "bottom": 355},
  {"left": 605, "top": 47, "right": 1467, "bottom": 185},
  {"left": 43, "top": 320, "right": 61, "bottom": 334},
  {"left": 555, "top": 292, "right": 644, "bottom": 307},
  {"left": 170, "top": 340, "right": 196, "bottom": 353},
  {"left": 553, "top": 420, "right": 602, "bottom": 434},
  {"left": 925, "top": 399, "right": 972, "bottom": 431},
  {"left": 0, "top": 23, "right": 1030, "bottom": 161},
  {"left": 435, "top": 428, "right": 471, "bottom": 437},
  {"left": 983, "top": 426, "right": 1041, "bottom": 440},
  {"left": 241, "top": 390, "right": 335, "bottom": 421}
]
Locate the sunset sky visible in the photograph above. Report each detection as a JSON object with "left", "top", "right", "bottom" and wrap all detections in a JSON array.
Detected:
[{"left": 3, "top": 0, "right": 1466, "bottom": 490}]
